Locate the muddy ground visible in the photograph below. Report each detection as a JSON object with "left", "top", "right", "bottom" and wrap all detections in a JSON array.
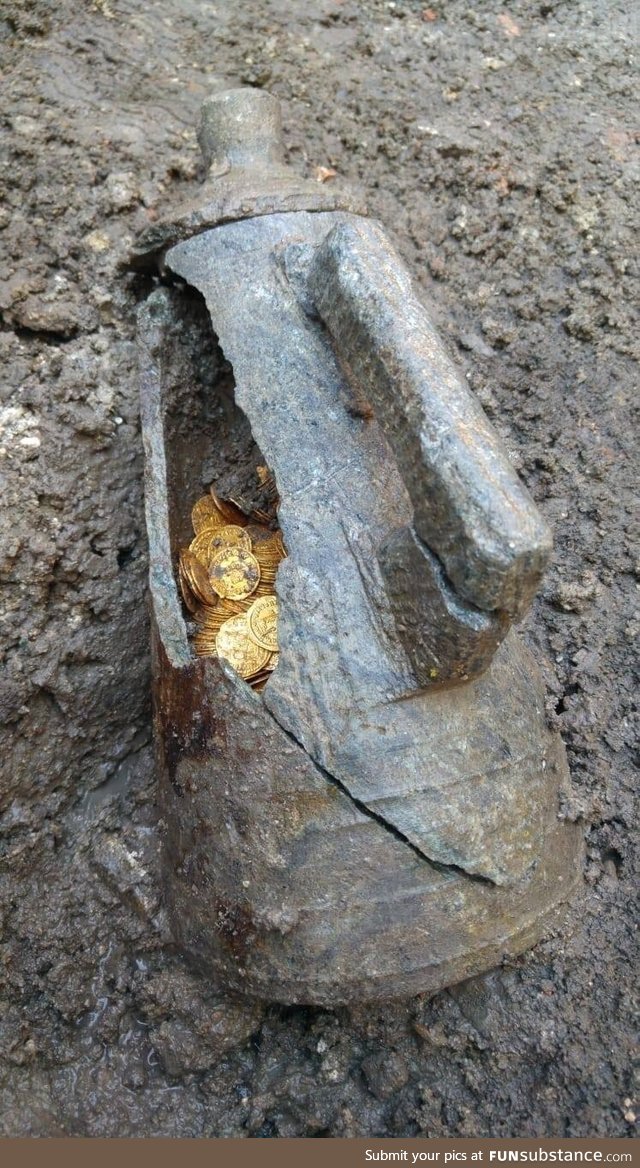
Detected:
[{"left": 0, "top": 0, "right": 637, "bottom": 1139}]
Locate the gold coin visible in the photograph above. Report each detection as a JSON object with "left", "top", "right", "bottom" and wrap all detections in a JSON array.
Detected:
[
  {"left": 210, "top": 489, "right": 249, "bottom": 527},
  {"left": 209, "top": 525, "right": 252, "bottom": 553},
  {"left": 178, "top": 574, "right": 200, "bottom": 616},
  {"left": 189, "top": 530, "right": 219, "bottom": 567},
  {"left": 189, "top": 527, "right": 252, "bottom": 567},
  {"left": 203, "top": 597, "right": 246, "bottom": 619},
  {"left": 247, "top": 596, "right": 279, "bottom": 653},
  {"left": 198, "top": 613, "right": 230, "bottom": 634},
  {"left": 254, "top": 556, "right": 282, "bottom": 576},
  {"left": 193, "top": 623, "right": 218, "bottom": 644},
  {"left": 192, "top": 495, "right": 225, "bottom": 534},
  {"left": 199, "top": 599, "right": 246, "bottom": 632},
  {"left": 252, "top": 507, "right": 275, "bottom": 524},
  {"left": 194, "top": 634, "right": 218, "bottom": 657},
  {"left": 246, "top": 525, "right": 285, "bottom": 562},
  {"left": 209, "top": 546, "right": 261, "bottom": 600},
  {"left": 253, "top": 580, "right": 277, "bottom": 598},
  {"left": 190, "top": 600, "right": 214, "bottom": 625},
  {"left": 255, "top": 465, "right": 279, "bottom": 503},
  {"left": 180, "top": 549, "right": 219, "bottom": 606},
  {"left": 215, "top": 614, "right": 271, "bottom": 679},
  {"left": 178, "top": 552, "right": 198, "bottom": 604},
  {"left": 255, "top": 570, "right": 277, "bottom": 589},
  {"left": 194, "top": 631, "right": 217, "bottom": 647}
]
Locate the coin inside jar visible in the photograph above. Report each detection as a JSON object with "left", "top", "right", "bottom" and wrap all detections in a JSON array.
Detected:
[
  {"left": 215, "top": 614, "right": 271, "bottom": 679},
  {"left": 209, "top": 546, "right": 261, "bottom": 600},
  {"left": 247, "top": 595, "right": 278, "bottom": 653},
  {"left": 179, "top": 548, "right": 219, "bottom": 606},
  {"left": 191, "top": 494, "right": 225, "bottom": 534},
  {"left": 178, "top": 473, "right": 283, "bottom": 689},
  {"left": 189, "top": 529, "right": 220, "bottom": 567},
  {"left": 178, "top": 559, "right": 202, "bottom": 615},
  {"left": 210, "top": 488, "right": 249, "bottom": 527},
  {"left": 209, "top": 524, "right": 252, "bottom": 553}
]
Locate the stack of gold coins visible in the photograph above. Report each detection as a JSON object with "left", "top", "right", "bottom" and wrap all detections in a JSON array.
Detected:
[{"left": 177, "top": 480, "right": 285, "bottom": 691}]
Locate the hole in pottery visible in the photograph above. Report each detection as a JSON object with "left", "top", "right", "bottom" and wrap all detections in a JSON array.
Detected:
[{"left": 161, "top": 283, "right": 284, "bottom": 691}]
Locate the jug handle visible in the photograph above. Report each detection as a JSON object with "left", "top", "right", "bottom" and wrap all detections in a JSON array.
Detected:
[{"left": 307, "top": 219, "right": 551, "bottom": 622}]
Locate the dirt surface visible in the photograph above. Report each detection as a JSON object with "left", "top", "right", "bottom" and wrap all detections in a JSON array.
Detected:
[{"left": 0, "top": 0, "right": 637, "bottom": 1139}]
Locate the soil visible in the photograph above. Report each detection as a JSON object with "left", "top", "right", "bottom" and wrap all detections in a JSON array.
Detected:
[{"left": 0, "top": 0, "right": 637, "bottom": 1139}]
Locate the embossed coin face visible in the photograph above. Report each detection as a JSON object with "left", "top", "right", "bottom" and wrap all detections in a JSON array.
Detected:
[
  {"left": 215, "top": 614, "right": 271, "bottom": 679},
  {"left": 209, "top": 525, "right": 252, "bottom": 553},
  {"left": 191, "top": 495, "right": 225, "bottom": 534},
  {"left": 247, "top": 595, "right": 279, "bottom": 653},
  {"left": 209, "top": 546, "right": 261, "bottom": 600}
]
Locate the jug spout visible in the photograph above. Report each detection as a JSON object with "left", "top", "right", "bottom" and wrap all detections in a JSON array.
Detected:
[{"left": 197, "top": 88, "right": 287, "bottom": 174}]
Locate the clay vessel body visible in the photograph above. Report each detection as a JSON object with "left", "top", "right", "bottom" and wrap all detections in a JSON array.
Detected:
[{"left": 137, "top": 90, "right": 583, "bottom": 1004}]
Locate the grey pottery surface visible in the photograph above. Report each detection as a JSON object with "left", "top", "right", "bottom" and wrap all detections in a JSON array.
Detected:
[{"left": 139, "top": 174, "right": 583, "bottom": 1001}]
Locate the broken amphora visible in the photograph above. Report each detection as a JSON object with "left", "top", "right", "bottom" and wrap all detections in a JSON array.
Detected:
[{"left": 134, "top": 89, "right": 583, "bottom": 1004}]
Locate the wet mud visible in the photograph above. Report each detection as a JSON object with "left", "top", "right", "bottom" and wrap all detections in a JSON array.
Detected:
[{"left": 0, "top": 0, "right": 637, "bottom": 1138}]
